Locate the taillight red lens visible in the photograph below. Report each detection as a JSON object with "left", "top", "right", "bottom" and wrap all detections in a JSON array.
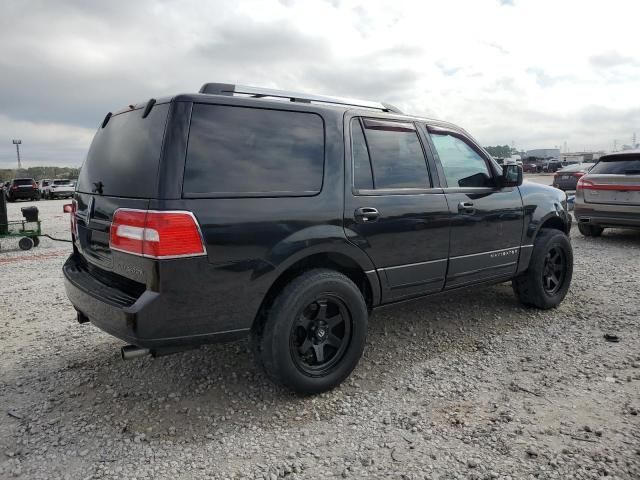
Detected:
[
  {"left": 66, "top": 200, "right": 78, "bottom": 237},
  {"left": 576, "top": 178, "right": 594, "bottom": 190},
  {"left": 110, "top": 209, "right": 205, "bottom": 259},
  {"left": 573, "top": 172, "right": 585, "bottom": 178}
]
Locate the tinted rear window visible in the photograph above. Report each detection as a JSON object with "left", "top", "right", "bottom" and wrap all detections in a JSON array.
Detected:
[
  {"left": 53, "top": 180, "right": 71, "bottom": 185},
  {"left": 14, "top": 179, "right": 33, "bottom": 185},
  {"left": 183, "top": 104, "right": 324, "bottom": 196},
  {"left": 77, "top": 104, "right": 169, "bottom": 198},
  {"left": 589, "top": 156, "right": 640, "bottom": 174}
]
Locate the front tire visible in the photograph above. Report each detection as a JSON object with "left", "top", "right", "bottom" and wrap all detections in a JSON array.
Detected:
[
  {"left": 253, "top": 269, "right": 368, "bottom": 394},
  {"left": 578, "top": 223, "right": 604, "bottom": 237},
  {"left": 512, "top": 228, "right": 573, "bottom": 309}
]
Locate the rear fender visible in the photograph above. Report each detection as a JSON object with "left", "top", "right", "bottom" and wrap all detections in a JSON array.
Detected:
[{"left": 259, "top": 225, "right": 381, "bottom": 305}]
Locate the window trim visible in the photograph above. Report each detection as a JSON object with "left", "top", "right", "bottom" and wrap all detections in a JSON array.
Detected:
[
  {"left": 350, "top": 115, "right": 435, "bottom": 196},
  {"left": 425, "top": 125, "right": 500, "bottom": 191},
  {"left": 182, "top": 103, "right": 326, "bottom": 199},
  {"left": 351, "top": 117, "right": 376, "bottom": 190}
]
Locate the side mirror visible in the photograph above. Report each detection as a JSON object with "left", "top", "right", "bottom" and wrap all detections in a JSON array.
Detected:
[{"left": 500, "top": 164, "right": 523, "bottom": 187}]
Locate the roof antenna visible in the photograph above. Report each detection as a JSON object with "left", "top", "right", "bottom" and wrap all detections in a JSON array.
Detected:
[
  {"left": 142, "top": 98, "right": 157, "bottom": 118},
  {"left": 101, "top": 112, "right": 112, "bottom": 128}
]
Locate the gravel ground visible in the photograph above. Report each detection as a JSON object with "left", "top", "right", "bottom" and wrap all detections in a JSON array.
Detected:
[{"left": 1, "top": 197, "right": 639, "bottom": 480}]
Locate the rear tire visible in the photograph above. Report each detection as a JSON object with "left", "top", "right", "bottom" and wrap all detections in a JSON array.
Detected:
[
  {"left": 253, "top": 269, "right": 368, "bottom": 394},
  {"left": 578, "top": 223, "right": 604, "bottom": 237},
  {"left": 512, "top": 228, "right": 573, "bottom": 309}
]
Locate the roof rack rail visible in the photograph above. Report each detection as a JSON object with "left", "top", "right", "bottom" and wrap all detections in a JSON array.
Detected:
[{"left": 199, "top": 83, "right": 403, "bottom": 114}]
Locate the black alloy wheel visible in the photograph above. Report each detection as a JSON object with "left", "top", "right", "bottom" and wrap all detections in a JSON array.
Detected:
[
  {"left": 253, "top": 269, "right": 368, "bottom": 394},
  {"left": 290, "top": 297, "right": 352, "bottom": 377},
  {"left": 542, "top": 246, "right": 566, "bottom": 295},
  {"left": 512, "top": 228, "right": 573, "bottom": 309}
]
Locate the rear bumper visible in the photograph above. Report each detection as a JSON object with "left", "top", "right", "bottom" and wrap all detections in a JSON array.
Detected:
[
  {"left": 8, "top": 190, "right": 37, "bottom": 199},
  {"left": 63, "top": 254, "right": 248, "bottom": 347},
  {"left": 575, "top": 205, "right": 640, "bottom": 228},
  {"left": 552, "top": 179, "right": 578, "bottom": 191},
  {"left": 50, "top": 191, "right": 74, "bottom": 197}
]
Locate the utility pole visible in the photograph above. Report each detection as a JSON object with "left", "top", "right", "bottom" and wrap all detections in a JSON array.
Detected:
[
  {"left": 12, "top": 139, "right": 22, "bottom": 169},
  {"left": 633, "top": 132, "right": 637, "bottom": 147},
  {"left": 613, "top": 139, "right": 617, "bottom": 152}
]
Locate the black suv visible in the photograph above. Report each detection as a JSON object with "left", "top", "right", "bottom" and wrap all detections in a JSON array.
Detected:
[
  {"left": 5, "top": 178, "right": 40, "bottom": 202},
  {"left": 63, "top": 83, "right": 573, "bottom": 393}
]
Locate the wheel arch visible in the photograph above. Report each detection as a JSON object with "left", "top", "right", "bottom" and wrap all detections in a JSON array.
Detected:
[
  {"left": 251, "top": 249, "right": 380, "bottom": 333},
  {"left": 538, "top": 214, "right": 568, "bottom": 233},
  {"left": 517, "top": 212, "right": 571, "bottom": 274}
]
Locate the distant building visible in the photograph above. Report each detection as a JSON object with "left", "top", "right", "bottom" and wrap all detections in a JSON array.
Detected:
[
  {"left": 525, "top": 148, "right": 560, "bottom": 160},
  {"left": 621, "top": 144, "right": 640, "bottom": 151},
  {"left": 560, "top": 151, "right": 605, "bottom": 163}
]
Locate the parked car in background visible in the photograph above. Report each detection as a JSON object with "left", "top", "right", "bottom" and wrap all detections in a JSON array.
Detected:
[
  {"left": 552, "top": 163, "right": 595, "bottom": 191},
  {"left": 63, "top": 82, "right": 573, "bottom": 394},
  {"left": 39, "top": 179, "right": 52, "bottom": 197},
  {"left": 523, "top": 163, "right": 542, "bottom": 173},
  {"left": 543, "top": 160, "right": 562, "bottom": 173},
  {"left": 575, "top": 151, "right": 640, "bottom": 236},
  {"left": 46, "top": 179, "right": 75, "bottom": 199},
  {"left": 5, "top": 178, "right": 40, "bottom": 202}
]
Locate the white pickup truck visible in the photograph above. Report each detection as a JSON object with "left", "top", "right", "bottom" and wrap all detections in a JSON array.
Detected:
[{"left": 43, "top": 179, "right": 74, "bottom": 199}]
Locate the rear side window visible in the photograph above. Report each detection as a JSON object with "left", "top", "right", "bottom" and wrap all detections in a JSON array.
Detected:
[
  {"left": 352, "top": 118, "right": 430, "bottom": 190},
  {"left": 77, "top": 104, "right": 169, "bottom": 198},
  {"left": 351, "top": 119, "right": 374, "bottom": 190},
  {"left": 589, "top": 156, "right": 640, "bottom": 175},
  {"left": 184, "top": 104, "right": 324, "bottom": 196}
]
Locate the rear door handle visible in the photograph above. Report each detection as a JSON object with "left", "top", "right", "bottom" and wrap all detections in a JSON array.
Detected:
[
  {"left": 458, "top": 201, "right": 475, "bottom": 214},
  {"left": 354, "top": 207, "right": 380, "bottom": 223}
]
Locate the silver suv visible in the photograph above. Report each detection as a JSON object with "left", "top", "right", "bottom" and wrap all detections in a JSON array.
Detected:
[{"left": 575, "top": 151, "right": 640, "bottom": 236}]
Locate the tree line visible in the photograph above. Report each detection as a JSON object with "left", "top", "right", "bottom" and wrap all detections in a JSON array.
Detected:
[
  {"left": 0, "top": 166, "right": 80, "bottom": 183},
  {"left": 483, "top": 145, "right": 520, "bottom": 158}
]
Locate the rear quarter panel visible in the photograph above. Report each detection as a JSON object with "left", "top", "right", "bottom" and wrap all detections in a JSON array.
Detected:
[{"left": 150, "top": 100, "right": 375, "bottom": 334}]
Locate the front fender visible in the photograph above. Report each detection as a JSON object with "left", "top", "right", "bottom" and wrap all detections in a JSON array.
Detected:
[{"left": 517, "top": 181, "right": 571, "bottom": 273}]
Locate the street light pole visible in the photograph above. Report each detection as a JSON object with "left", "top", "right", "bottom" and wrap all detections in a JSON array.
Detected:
[{"left": 12, "top": 139, "right": 22, "bottom": 169}]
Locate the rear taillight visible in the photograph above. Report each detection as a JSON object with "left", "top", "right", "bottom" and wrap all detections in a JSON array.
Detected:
[
  {"left": 65, "top": 200, "right": 78, "bottom": 237},
  {"left": 32, "top": 181, "right": 37, "bottom": 188},
  {"left": 109, "top": 209, "right": 206, "bottom": 259},
  {"left": 573, "top": 172, "right": 586, "bottom": 178},
  {"left": 576, "top": 178, "right": 593, "bottom": 191}
]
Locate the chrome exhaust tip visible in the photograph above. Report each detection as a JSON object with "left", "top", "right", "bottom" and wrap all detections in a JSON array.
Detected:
[{"left": 121, "top": 345, "right": 150, "bottom": 360}]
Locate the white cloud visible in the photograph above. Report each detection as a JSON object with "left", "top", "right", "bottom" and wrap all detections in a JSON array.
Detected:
[{"left": 0, "top": 0, "right": 639, "bottom": 167}]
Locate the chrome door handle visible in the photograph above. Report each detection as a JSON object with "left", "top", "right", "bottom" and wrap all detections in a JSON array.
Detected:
[
  {"left": 458, "top": 201, "right": 475, "bottom": 214},
  {"left": 354, "top": 207, "right": 380, "bottom": 223}
]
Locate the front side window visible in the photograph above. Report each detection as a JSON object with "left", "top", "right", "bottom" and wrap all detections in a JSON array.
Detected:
[
  {"left": 184, "top": 104, "right": 324, "bottom": 196},
  {"left": 430, "top": 133, "right": 492, "bottom": 188},
  {"left": 352, "top": 118, "right": 430, "bottom": 190}
]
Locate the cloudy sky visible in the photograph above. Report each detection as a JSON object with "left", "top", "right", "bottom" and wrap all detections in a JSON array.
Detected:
[{"left": 1, "top": 0, "right": 639, "bottom": 168}]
